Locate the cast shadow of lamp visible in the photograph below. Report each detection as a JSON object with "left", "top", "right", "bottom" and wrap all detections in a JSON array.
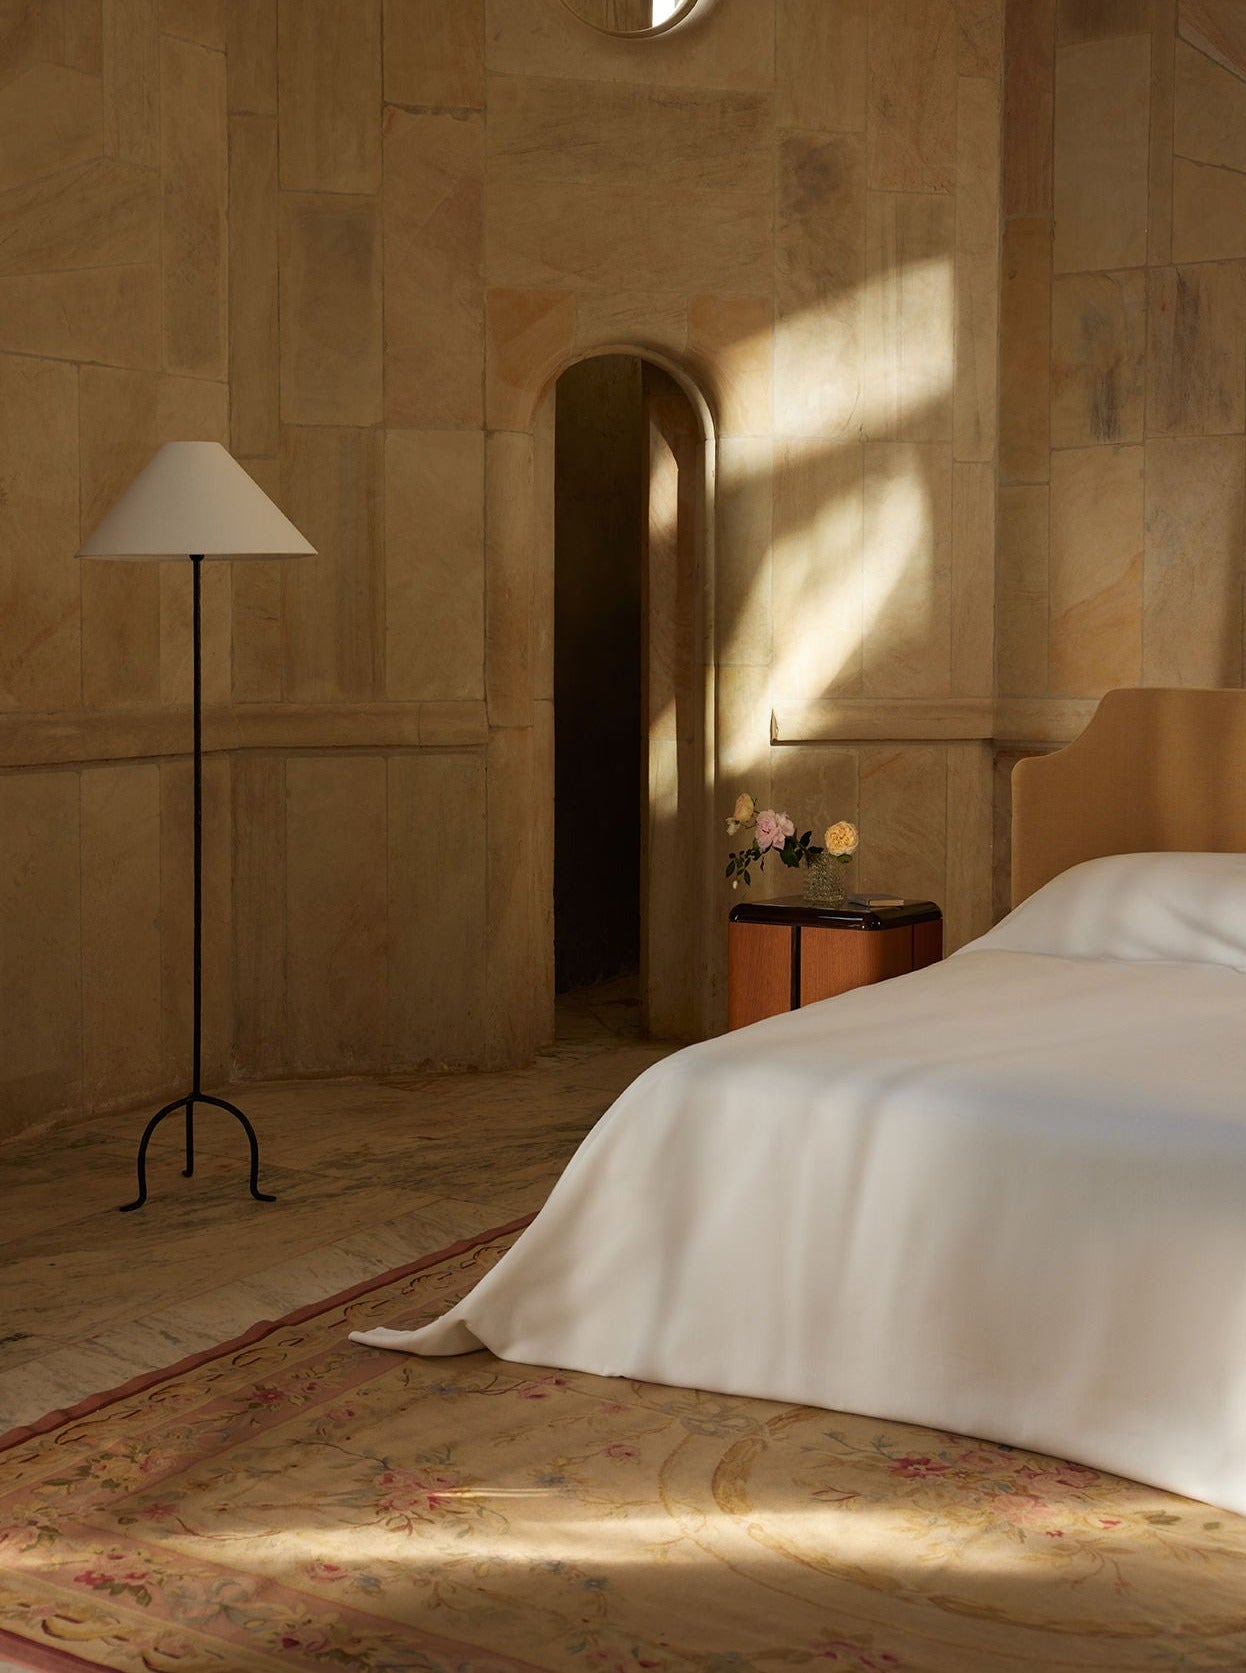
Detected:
[{"left": 77, "top": 442, "right": 316, "bottom": 1212}]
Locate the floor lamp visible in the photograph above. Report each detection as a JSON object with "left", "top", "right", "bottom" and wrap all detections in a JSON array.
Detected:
[{"left": 77, "top": 442, "right": 316, "bottom": 1212}]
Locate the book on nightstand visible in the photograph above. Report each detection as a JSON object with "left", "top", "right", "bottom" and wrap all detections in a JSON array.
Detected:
[{"left": 847, "top": 893, "right": 905, "bottom": 908}]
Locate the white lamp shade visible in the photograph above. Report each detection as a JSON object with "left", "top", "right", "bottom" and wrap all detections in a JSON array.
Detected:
[{"left": 77, "top": 441, "right": 316, "bottom": 560}]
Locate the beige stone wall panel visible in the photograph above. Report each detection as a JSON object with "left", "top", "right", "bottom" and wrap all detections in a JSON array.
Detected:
[
  {"left": 1175, "top": 36, "right": 1246, "bottom": 171},
  {"left": 0, "top": 158, "right": 159, "bottom": 276},
  {"left": 485, "top": 722, "right": 538, "bottom": 1065},
  {"left": 951, "top": 460, "right": 995, "bottom": 695},
  {"left": 388, "top": 752, "right": 487, "bottom": 1066},
  {"left": 686, "top": 295, "right": 770, "bottom": 437},
  {"left": 1172, "top": 156, "right": 1246, "bottom": 261},
  {"left": 161, "top": 0, "right": 225, "bottom": 47},
  {"left": 0, "top": 64, "right": 103, "bottom": 193},
  {"left": 485, "top": 286, "right": 575, "bottom": 432},
  {"left": 160, "top": 34, "right": 227, "bottom": 380},
  {"left": 863, "top": 440, "right": 954, "bottom": 697},
  {"left": 0, "top": 772, "right": 82, "bottom": 1139},
  {"left": 103, "top": 0, "right": 158, "bottom": 165},
  {"left": 81, "top": 761, "right": 163, "bottom": 1106},
  {"left": 0, "top": 263, "right": 161, "bottom": 366},
  {"left": 944, "top": 740, "right": 993, "bottom": 949},
  {"left": 1049, "top": 444, "right": 1144, "bottom": 694},
  {"left": 484, "top": 0, "right": 776, "bottom": 93},
  {"left": 231, "top": 459, "right": 286, "bottom": 701},
  {"left": 1143, "top": 434, "right": 1245, "bottom": 685},
  {"left": 957, "top": 0, "right": 1004, "bottom": 77},
  {"left": 575, "top": 291, "right": 688, "bottom": 362},
  {"left": 775, "top": 131, "right": 866, "bottom": 439},
  {"left": 62, "top": 0, "right": 104, "bottom": 75},
  {"left": 228, "top": 114, "right": 278, "bottom": 456},
  {"left": 0, "top": 354, "right": 80, "bottom": 712},
  {"left": 231, "top": 751, "right": 285, "bottom": 1075},
  {"left": 385, "top": 0, "right": 484, "bottom": 109},
  {"left": 1051, "top": 268, "right": 1147, "bottom": 447},
  {"left": 385, "top": 429, "right": 485, "bottom": 703},
  {"left": 1146, "top": 261, "right": 1246, "bottom": 435},
  {"left": 0, "top": 1, "right": 61, "bottom": 88},
  {"left": 1148, "top": 0, "right": 1176, "bottom": 267},
  {"left": 771, "top": 437, "right": 865, "bottom": 701},
  {"left": 284, "top": 754, "right": 388, "bottom": 1073},
  {"left": 996, "top": 484, "right": 1050, "bottom": 696},
  {"left": 858, "top": 743, "right": 948, "bottom": 901},
  {"left": 1053, "top": 35, "right": 1150, "bottom": 272},
  {"left": 280, "top": 194, "right": 383, "bottom": 426},
  {"left": 383, "top": 107, "right": 484, "bottom": 429},
  {"left": 999, "top": 216, "right": 1052, "bottom": 481},
  {"left": 276, "top": 0, "right": 380, "bottom": 194},
  {"left": 954, "top": 75, "right": 1001, "bottom": 462},
  {"left": 1003, "top": 0, "right": 1055, "bottom": 214},
  {"left": 485, "top": 430, "right": 535, "bottom": 729},
  {"left": 777, "top": 0, "right": 868, "bottom": 132},
  {"left": 226, "top": 0, "right": 275, "bottom": 113},
  {"left": 865, "top": 190, "right": 956, "bottom": 443},
  {"left": 280, "top": 426, "right": 384, "bottom": 702},
  {"left": 1058, "top": 0, "right": 1151, "bottom": 38},
  {"left": 1179, "top": 0, "right": 1246, "bottom": 80},
  {"left": 715, "top": 435, "right": 773, "bottom": 668},
  {"left": 867, "top": 0, "right": 958, "bottom": 193}
]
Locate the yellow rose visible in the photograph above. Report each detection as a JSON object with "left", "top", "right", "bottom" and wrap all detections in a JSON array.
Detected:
[
  {"left": 824, "top": 820, "right": 858, "bottom": 858},
  {"left": 732, "top": 792, "right": 756, "bottom": 825}
]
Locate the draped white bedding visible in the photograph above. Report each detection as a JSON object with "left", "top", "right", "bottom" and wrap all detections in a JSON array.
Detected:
[{"left": 353, "top": 855, "right": 1246, "bottom": 1514}]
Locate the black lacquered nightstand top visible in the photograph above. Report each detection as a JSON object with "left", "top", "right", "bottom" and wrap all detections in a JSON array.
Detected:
[{"left": 728, "top": 896, "right": 942, "bottom": 932}]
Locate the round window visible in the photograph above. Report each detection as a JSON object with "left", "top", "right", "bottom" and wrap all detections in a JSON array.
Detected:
[{"left": 559, "top": 0, "right": 700, "bottom": 36}]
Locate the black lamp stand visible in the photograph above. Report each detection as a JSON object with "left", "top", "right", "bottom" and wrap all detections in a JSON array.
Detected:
[{"left": 120, "top": 555, "right": 275, "bottom": 1212}]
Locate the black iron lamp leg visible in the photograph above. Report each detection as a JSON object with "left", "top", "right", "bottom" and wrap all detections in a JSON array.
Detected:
[{"left": 119, "top": 554, "right": 275, "bottom": 1212}]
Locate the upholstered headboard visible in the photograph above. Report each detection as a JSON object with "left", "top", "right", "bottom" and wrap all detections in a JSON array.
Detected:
[{"left": 1011, "top": 687, "right": 1246, "bottom": 908}]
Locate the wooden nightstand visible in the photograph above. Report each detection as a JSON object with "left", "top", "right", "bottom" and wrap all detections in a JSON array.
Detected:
[{"left": 727, "top": 896, "right": 943, "bottom": 1031}]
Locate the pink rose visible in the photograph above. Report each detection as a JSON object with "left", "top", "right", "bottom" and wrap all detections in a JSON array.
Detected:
[{"left": 754, "top": 810, "right": 794, "bottom": 852}]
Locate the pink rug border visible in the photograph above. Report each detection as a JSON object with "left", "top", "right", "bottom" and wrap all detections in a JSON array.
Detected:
[{"left": 0, "top": 1213, "right": 533, "bottom": 1457}]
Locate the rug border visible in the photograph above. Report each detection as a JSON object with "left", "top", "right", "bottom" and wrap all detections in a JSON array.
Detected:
[
  {"left": 0, "top": 1213, "right": 533, "bottom": 1456},
  {"left": 0, "top": 1627, "right": 123, "bottom": 1673}
]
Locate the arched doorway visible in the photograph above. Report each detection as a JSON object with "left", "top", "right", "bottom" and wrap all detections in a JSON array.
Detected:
[{"left": 550, "top": 353, "right": 712, "bottom": 1042}]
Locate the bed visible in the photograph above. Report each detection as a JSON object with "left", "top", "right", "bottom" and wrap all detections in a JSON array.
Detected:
[{"left": 353, "top": 687, "right": 1246, "bottom": 1516}]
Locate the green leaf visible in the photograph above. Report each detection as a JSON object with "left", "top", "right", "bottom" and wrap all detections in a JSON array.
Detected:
[{"left": 800, "top": 831, "right": 812, "bottom": 846}]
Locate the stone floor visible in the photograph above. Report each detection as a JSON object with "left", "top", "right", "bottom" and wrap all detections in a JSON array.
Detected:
[{"left": 0, "top": 982, "right": 673, "bottom": 1439}]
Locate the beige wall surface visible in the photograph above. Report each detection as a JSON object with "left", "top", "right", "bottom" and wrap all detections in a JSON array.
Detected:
[
  {"left": 995, "top": 0, "right": 1246, "bottom": 905},
  {"left": 0, "top": 0, "right": 1006, "bottom": 1141}
]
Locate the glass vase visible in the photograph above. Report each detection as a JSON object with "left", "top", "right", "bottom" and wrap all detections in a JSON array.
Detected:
[{"left": 803, "top": 852, "right": 851, "bottom": 908}]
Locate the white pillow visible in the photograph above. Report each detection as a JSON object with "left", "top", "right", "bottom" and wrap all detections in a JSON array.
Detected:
[{"left": 961, "top": 851, "right": 1246, "bottom": 972}]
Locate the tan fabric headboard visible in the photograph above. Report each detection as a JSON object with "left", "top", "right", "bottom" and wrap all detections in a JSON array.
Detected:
[{"left": 1011, "top": 687, "right": 1246, "bottom": 908}]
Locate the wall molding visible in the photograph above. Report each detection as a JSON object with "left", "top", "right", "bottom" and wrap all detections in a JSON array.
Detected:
[
  {"left": 0, "top": 702, "right": 488, "bottom": 770},
  {"left": 772, "top": 696, "right": 1100, "bottom": 750}
]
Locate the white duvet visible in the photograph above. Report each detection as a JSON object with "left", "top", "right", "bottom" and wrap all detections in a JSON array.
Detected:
[{"left": 353, "top": 854, "right": 1246, "bottom": 1514}]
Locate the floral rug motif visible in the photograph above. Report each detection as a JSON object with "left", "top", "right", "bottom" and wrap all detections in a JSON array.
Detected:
[{"left": 2, "top": 1221, "right": 1246, "bottom": 1673}]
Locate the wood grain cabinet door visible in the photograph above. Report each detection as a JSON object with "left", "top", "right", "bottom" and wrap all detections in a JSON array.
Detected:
[
  {"left": 727, "top": 922, "right": 793, "bottom": 1030},
  {"left": 799, "top": 925, "right": 915, "bottom": 1006}
]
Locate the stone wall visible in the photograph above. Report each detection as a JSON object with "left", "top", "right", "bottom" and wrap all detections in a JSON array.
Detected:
[
  {"left": 996, "top": 0, "right": 1246, "bottom": 898},
  {"left": 0, "top": 0, "right": 1003, "bottom": 1141}
]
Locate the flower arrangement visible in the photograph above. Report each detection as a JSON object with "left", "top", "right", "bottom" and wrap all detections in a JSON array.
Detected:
[{"left": 724, "top": 792, "right": 858, "bottom": 890}]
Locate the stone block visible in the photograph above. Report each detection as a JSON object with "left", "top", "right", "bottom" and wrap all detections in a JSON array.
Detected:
[
  {"left": 485, "top": 722, "right": 539, "bottom": 1066},
  {"left": 954, "top": 75, "right": 1000, "bottom": 462},
  {"left": 0, "top": 158, "right": 159, "bottom": 275},
  {"left": 857, "top": 744, "right": 948, "bottom": 903},
  {"left": 280, "top": 426, "right": 384, "bottom": 701},
  {"left": 1049, "top": 445, "right": 1143, "bottom": 694},
  {"left": 228, "top": 114, "right": 278, "bottom": 456},
  {"left": 0, "top": 0, "right": 60, "bottom": 87},
  {"left": 771, "top": 437, "right": 864, "bottom": 700},
  {"left": 999, "top": 216, "right": 1051, "bottom": 482},
  {"left": 231, "top": 752, "right": 285, "bottom": 1074},
  {"left": 777, "top": 0, "right": 867, "bottom": 130},
  {"left": 951, "top": 460, "right": 994, "bottom": 695},
  {"left": 715, "top": 435, "right": 772, "bottom": 668},
  {"left": 485, "top": 286, "right": 575, "bottom": 433},
  {"left": 775, "top": 131, "right": 865, "bottom": 438},
  {"left": 62, "top": 0, "right": 103, "bottom": 74},
  {"left": 226, "top": 0, "right": 274, "bottom": 113},
  {"left": 1143, "top": 435, "right": 1245, "bottom": 686},
  {"left": 1003, "top": 0, "right": 1054, "bottom": 214},
  {"left": 0, "top": 64, "right": 102, "bottom": 192},
  {"left": 161, "top": 34, "right": 227, "bottom": 379},
  {"left": 230, "top": 459, "right": 287, "bottom": 703},
  {"left": 385, "top": 0, "right": 483, "bottom": 108},
  {"left": 160, "top": 0, "right": 224, "bottom": 45},
  {"left": 687, "top": 295, "right": 771, "bottom": 437},
  {"left": 868, "top": 0, "right": 957, "bottom": 192},
  {"left": 1172, "top": 157, "right": 1246, "bottom": 261},
  {"left": 863, "top": 441, "right": 953, "bottom": 697},
  {"left": 576, "top": 291, "right": 687, "bottom": 361},
  {"left": 280, "top": 194, "right": 382, "bottom": 425},
  {"left": 1180, "top": 0, "right": 1246, "bottom": 80},
  {"left": 485, "top": 431, "right": 535, "bottom": 729},
  {"left": 1175, "top": 37, "right": 1246, "bottom": 172},
  {"left": 996, "top": 490, "right": 1049, "bottom": 697},
  {"left": 1051, "top": 269, "right": 1146, "bottom": 447},
  {"left": 0, "top": 355, "right": 80, "bottom": 712},
  {"left": 0, "top": 263, "right": 161, "bottom": 367},
  {"left": 385, "top": 430, "right": 485, "bottom": 702},
  {"left": 383, "top": 107, "right": 484, "bottom": 429},
  {"left": 284, "top": 755, "right": 388, "bottom": 1073},
  {"left": 1053, "top": 35, "right": 1150, "bottom": 272},
  {"left": 864, "top": 190, "right": 956, "bottom": 443},
  {"left": 944, "top": 741, "right": 993, "bottom": 950},
  {"left": 277, "top": 0, "right": 380, "bottom": 193},
  {"left": 1058, "top": 0, "right": 1150, "bottom": 37},
  {"left": 389, "top": 753, "right": 487, "bottom": 1066},
  {"left": 0, "top": 772, "right": 81, "bottom": 1137},
  {"left": 1146, "top": 261, "right": 1246, "bottom": 436},
  {"left": 958, "top": 0, "right": 1004, "bottom": 77},
  {"left": 102, "top": 0, "right": 158, "bottom": 166}
]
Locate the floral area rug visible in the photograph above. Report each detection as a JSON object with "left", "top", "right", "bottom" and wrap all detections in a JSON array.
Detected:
[{"left": 2, "top": 1222, "right": 1246, "bottom": 1673}]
